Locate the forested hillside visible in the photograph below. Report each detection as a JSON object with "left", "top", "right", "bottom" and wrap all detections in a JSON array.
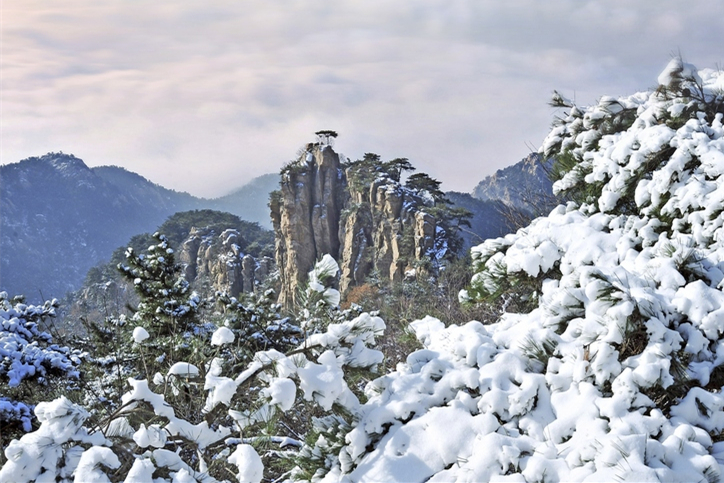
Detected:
[{"left": 0, "top": 156, "right": 276, "bottom": 301}]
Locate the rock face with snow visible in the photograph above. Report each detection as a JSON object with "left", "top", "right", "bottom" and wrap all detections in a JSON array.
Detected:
[
  {"left": 270, "top": 144, "right": 346, "bottom": 308},
  {"left": 338, "top": 177, "right": 438, "bottom": 293},
  {"left": 270, "top": 145, "right": 452, "bottom": 307},
  {"left": 178, "top": 227, "right": 274, "bottom": 296}
]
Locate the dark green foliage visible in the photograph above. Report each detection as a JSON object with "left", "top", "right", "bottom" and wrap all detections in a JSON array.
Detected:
[
  {"left": 428, "top": 204, "right": 472, "bottom": 258},
  {"left": 76, "top": 233, "right": 209, "bottom": 409},
  {"left": 405, "top": 172, "right": 448, "bottom": 202},
  {"left": 280, "top": 155, "right": 313, "bottom": 176},
  {"left": 81, "top": 234, "right": 214, "bottom": 423},
  {"left": 464, "top": 255, "right": 561, "bottom": 315},
  {"left": 216, "top": 288, "right": 302, "bottom": 371},
  {"left": 294, "top": 412, "right": 354, "bottom": 482},
  {"left": 344, "top": 153, "right": 385, "bottom": 190},
  {"left": 158, "top": 209, "right": 274, "bottom": 258},
  {"left": 342, "top": 256, "right": 499, "bottom": 368},
  {"left": 117, "top": 232, "right": 200, "bottom": 336},
  {"left": 0, "top": 293, "right": 86, "bottom": 454},
  {"left": 346, "top": 153, "right": 418, "bottom": 190},
  {"left": 315, "top": 130, "right": 339, "bottom": 145},
  {"left": 655, "top": 62, "right": 724, "bottom": 126},
  {"left": 549, "top": 150, "right": 603, "bottom": 206},
  {"left": 383, "top": 158, "right": 414, "bottom": 182},
  {"left": 549, "top": 150, "right": 580, "bottom": 184},
  {"left": 520, "top": 335, "right": 557, "bottom": 373}
]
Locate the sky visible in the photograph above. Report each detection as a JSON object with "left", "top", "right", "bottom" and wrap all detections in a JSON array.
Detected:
[{"left": 2, "top": 1, "right": 723, "bottom": 198}]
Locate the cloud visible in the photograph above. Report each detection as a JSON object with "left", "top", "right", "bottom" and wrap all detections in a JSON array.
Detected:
[{"left": 3, "top": 1, "right": 723, "bottom": 197}]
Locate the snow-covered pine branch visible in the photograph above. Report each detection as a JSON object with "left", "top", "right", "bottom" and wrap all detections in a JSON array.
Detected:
[{"left": 0, "top": 256, "right": 385, "bottom": 483}]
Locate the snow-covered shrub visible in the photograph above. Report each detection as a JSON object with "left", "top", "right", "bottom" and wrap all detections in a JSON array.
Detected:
[
  {"left": 296, "top": 254, "right": 344, "bottom": 332},
  {"left": 0, "top": 256, "right": 386, "bottom": 482},
  {"left": 76, "top": 233, "right": 211, "bottom": 420},
  {"left": 0, "top": 313, "right": 385, "bottom": 482},
  {"left": 302, "top": 60, "right": 724, "bottom": 482},
  {"left": 216, "top": 287, "right": 302, "bottom": 367},
  {"left": 0, "top": 292, "right": 85, "bottom": 452},
  {"left": 117, "top": 232, "right": 203, "bottom": 341}
]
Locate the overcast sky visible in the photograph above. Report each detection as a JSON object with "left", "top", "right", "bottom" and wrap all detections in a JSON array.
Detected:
[{"left": 3, "top": 1, "right": 723, "bottom": 198}]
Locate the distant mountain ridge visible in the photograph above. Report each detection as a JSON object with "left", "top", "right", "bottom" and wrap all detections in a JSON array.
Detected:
[
  {"left": 209, "top": 173, "right": 280, "bottom": 228},
  {"left": 472, "top": 152, "right": 555, "bottom": 216},
  {"left": 0, "top": 151, "right": 554, "bottom": 302},
  {"left": 0, "top": 153, "right": 278, "bottom": 300}
]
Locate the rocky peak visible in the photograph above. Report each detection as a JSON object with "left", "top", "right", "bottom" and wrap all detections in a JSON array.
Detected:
[
  {"left": 271, "top": 143, "right": 460, "bottom": 307},
  {"left": 271, "top": 144, "right": 346, "bottom": 307},
  {"left": 472, "top": 152, "right": 554, "bottom": 214}
]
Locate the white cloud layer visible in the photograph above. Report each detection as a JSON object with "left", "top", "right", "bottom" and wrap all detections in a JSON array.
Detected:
[{"left": 2, "top": 1, "right": 723, "bottom": 197}]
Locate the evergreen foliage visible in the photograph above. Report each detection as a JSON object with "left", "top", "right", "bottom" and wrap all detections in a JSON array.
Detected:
[
  {"left": 1, "top": 256, "right": 385, "bottom": 482},
  {"left": 118, "top": 233, "right": 200, "bottom": 335},
  {"left": 0, "top": 293, "right": 86, "bottom": 455},
  {"left": 215, "top": 288, "right": 302, "bottom": 369},
  {"left": 404, "top": 172, "right": 448, "bottom": 202},
  {"left": 344, "top": 153, "right": 471, "bottom": 266},
  {"left": 315, "top": 130, "right": 339, "bottom": 146}
]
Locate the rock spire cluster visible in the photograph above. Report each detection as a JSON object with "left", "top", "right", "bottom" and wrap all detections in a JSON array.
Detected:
[{"left": 270, "top": 143, "right": 446, "bottom": 307}]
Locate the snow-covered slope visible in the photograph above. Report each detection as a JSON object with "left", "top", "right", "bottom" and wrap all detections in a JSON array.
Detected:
[{"left": 316, "top": 60, "right": 724, "bottom": 482}]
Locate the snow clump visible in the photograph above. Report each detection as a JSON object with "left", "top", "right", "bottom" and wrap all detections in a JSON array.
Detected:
[
  {"left": 211, "top": 326, "right": 235, "bottom": 346},
  {"left": 132, "top": 326, "right": 150, "bottom": 343}
]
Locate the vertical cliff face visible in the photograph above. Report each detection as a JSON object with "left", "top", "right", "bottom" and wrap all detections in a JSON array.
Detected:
[
  {"left": 271, "top": 144, "right": 346, "bottom": 307},
  {"left": 272, "top": 145, "right": 451, "bottom": 307},
  {"left": 337, "top": 177, "right": 437, "bottom": 293}
]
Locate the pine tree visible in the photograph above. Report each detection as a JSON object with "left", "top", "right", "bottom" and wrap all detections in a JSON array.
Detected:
[{"left": 1, "top": 257, "right": 387, "bottom": 482}]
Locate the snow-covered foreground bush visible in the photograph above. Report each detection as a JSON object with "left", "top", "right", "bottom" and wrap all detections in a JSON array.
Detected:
[
  {"left": 0, "top": 322, "right": 385, "bottom": 482},
  {"left": 0, "top": 257, "right": 386, "bottom": 482},
  {"left": 0, "top": 312, "right": 384, "bottom": 482},
  {"left": 0, "top": 293, "right": 85, "bottom": 449},
  {"left": 313, "top": 60, "right": 724, "bottom": 482}
]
